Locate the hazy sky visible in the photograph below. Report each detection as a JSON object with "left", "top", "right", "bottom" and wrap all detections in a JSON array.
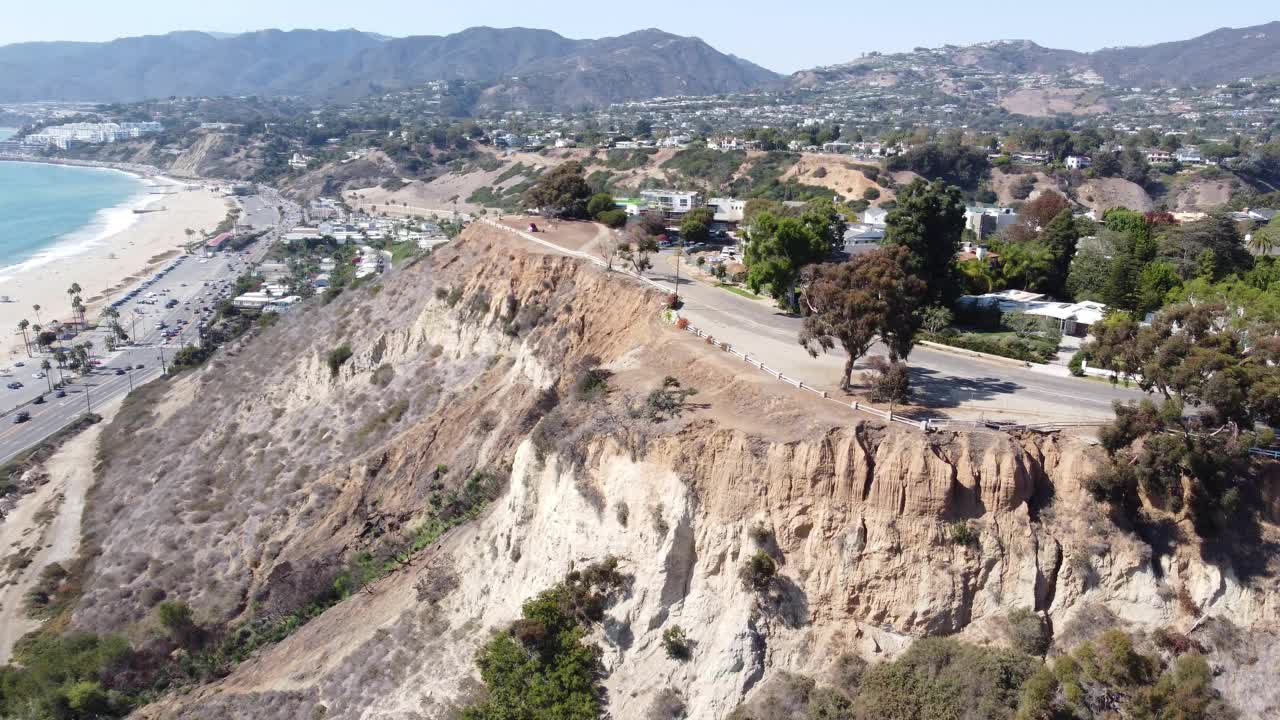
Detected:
[{"left": 1, "top": 1, "right": 1275, "bottom": 73}]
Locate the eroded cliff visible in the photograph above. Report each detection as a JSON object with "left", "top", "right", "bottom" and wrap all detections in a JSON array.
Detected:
[{"left": 67, "top": 225, "right": 1278, "bottom": 718}]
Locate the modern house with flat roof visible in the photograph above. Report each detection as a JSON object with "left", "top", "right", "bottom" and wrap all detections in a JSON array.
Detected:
[{"left": 641, "top": 189, "right": 703, "bottom": 218}]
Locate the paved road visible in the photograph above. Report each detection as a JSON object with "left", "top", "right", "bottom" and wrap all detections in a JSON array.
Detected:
[
  {"left": 0, "top": 190, "right": 296, "bottom": 464},
  {"left": 645, "top": 251, "right": 1145, "bottom": 422}
]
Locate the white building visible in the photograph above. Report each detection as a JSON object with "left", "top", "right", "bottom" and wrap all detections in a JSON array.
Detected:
[
  {"left": 641, "top": 189, "right": 703, "bottom": 217},
  {"left": 1065, "top": 155, "right": 1091, "bottom": 170}
]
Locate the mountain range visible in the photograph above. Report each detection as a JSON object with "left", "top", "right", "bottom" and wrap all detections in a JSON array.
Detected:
[
  {"left": 1, "top": 22, "right": 1279, "bottom": 108},
  {"left": 0, "top": 27, "right": 779, "bottom": 108},
  {"left": 797, "top": 21, "right": 1280, "bottom": 89}
]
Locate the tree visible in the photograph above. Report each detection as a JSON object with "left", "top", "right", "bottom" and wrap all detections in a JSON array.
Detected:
[
  {"left": 1248, "top": 218, "right": 1279, "bottom": 255},
  {"left": 798, "top": 247, "right": 926, "bottom": 390},
  {"left": 678, "top": 207, "right": 714, "bottom": 245},
  {"left": 596, "top": 209, "right": 627, "bottom": 229},
  {"left": 621, "top": 235, "right": 659, "bottom": 276},
  {"left": 1067, "top": 236, "right": 1114, "bottom": 301},
  {"left": 67, "top": 283, "right": 82, "bottom": 324},
  {"left": 1038, "top": 208, "right": 1082, "bottom": 297},
  {"left": 596, "top": 232, "right": 621, "bottom": 271},
  {"left": 883, "top": 178, "right": 966, "bottom": 306},
  {"left": 921, "top": 305, "right": 953, "bottom": 334},
  {"left": 744, "top": 212, "right": 829, "bottom": 310},
  {"left": 17, "top": 319, "right": 30, "bottom": 357},
  {"left": 997, "top": 241, "right": 1056, "bottom": 292},
  {"left": 522, "top": 161, "right": 592, "bottom": 219},
  {"left": 1017, "top": 191, "right": 1070, "bottom": 231},
  {"left": 1158, "top": 211, "right": 1253, "bottom": 280},
  {"left": 586, "top": 192, "right": 616, "bottom": 219},
  {"left": 31, "top": 304, "right": 40, "bottom": 325},
  {"left": 40, "top": 359, "right": 52, "bottom": 392}
]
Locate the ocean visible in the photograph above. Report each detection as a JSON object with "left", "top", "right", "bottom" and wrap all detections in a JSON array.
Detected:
[{"left": 0, "top": 132, "right": 149, "bottom": 282}]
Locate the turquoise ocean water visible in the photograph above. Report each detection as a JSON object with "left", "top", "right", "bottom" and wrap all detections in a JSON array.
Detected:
[{"left": 0, "top": 128, "right": 148, "bottom": 281}]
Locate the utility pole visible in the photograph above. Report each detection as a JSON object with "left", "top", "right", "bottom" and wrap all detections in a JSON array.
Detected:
[
  {"left": 85, "top": 384, "right": 91, "bottom": 413},
  {"left": 159, "top": 345, "right": 167, "bottom": 374},
  {"left": 125, "top": 366, "right": 133, "bottom": 392}
]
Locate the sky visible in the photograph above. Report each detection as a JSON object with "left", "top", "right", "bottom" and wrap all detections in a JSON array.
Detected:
[{"left": 0, "top": 1, "right": 1276, "bottom": 73}]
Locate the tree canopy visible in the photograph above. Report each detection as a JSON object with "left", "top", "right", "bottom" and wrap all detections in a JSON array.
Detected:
[
  {"left": 798, "top": 247, "right": 926, "bottom": 390},
  {"left": 883, "top": 178, "right": 967, "bottom": 306},
  {"left": 522, "top": 161, "right": 592, "bottom": 219}
]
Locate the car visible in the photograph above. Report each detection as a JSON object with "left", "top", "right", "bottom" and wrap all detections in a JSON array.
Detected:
[
  {"left": 32, "top": 372, "right": 45, "bottom": 379},
  {"left": 13, "top": 411, "right": 29, "bottom": 424},
  {"left": 54, "top": 389, "right": 66, "bottom": 398},
  {"left": 32, "top": 394, "right": 44, "bottom": 405},
  {"left": 135, "top": 363, "right": 145, "bottom": 369},
  {"left": 13, "top": 361, "right": 23, "bottom": 367},
  {"left": 114, "top": 368, "right": 126, "bottom": 376},
  {"left": 7, "top": 381, "right": 21, "bottom": 389}
]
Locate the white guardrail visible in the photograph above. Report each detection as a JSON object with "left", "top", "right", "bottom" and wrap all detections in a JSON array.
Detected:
[{"left": 478, "top": 219, "right": 1170, "bottom": 437}]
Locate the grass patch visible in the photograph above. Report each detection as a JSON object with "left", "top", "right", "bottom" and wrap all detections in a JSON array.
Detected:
[{"left": 717, "top": 283, "right": 762, "bottom": 300}]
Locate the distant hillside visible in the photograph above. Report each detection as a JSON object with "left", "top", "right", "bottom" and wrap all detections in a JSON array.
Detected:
[
  {"left": 797, "top": 21, "right": 1280, "bottom": 88},
  {"left": 0, "top": 27, "right": 781, "bottom": 107}
]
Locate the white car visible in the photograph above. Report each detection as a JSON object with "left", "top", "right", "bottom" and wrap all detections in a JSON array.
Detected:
[{"left": 32, "top": 372, "right": 46, "bottom": 379}]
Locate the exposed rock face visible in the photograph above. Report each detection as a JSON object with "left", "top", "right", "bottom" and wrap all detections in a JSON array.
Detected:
[{"left": 77, "top": 226, "right": 1279, "bottom": 719}]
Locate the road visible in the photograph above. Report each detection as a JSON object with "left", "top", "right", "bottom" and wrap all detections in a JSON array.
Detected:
[
  {"left": 0, "top": 189, "right": 300, "bottom": 464},
  {"left": 646, "top": 250, "right": 1145, "bottom": 422},
  {"left": 485, "top": 218, "right": 1147, "bottom": 424}
]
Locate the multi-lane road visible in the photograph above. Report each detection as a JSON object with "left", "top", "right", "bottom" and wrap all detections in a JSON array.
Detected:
[{"left": 0, "top": 188, "right": 298, "bottom": 464}]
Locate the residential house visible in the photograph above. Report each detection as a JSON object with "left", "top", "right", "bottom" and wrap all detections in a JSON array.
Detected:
[
  {"left": 842, "top": 224, "right": 885, "bottom": 256},
  {"left": 965, "top": 206, "right": 1018, "bottom": 240},
  {"left": 821, "top": 141, "right": 852, "bottom": 154},
  {"left": 960, "top": 290, "right": 1107, "bottom": 337},
  {"left": 1174, "top": 147, "right": 1204, "bottom": 164},
  {"left": 641, "top": 189, "right": 703, "bottom": 218},
  {"left": 1065, "top": 155, "right": 1091, "bottom": 170},
  {"left": 862, "top": 207, "right": 889, "bottom": 226}
]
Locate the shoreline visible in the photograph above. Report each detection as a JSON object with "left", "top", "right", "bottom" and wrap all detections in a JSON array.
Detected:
[
  {"left": 0, "top": 159, "right": 231, "bottom": 361},
  {"left": 0, "top": 166, "right": 157, "bottom": 283}
]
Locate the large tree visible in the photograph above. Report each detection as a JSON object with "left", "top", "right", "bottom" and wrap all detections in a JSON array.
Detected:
[
  {"left": 744, "top": 212, "right": 829, "bottom": 311},
  {"left": 522, "top": 161, "right": 592, "bottom": 219},
  {"left": 1038, "top": 208, "right": 1082, "bottom": 297},
  {"left": 798, "top": 247, "right": 926, "bottom": 390},
  {"left": 883, "top": 178, "right": 966, "bottom": 306},
  {"left": 678, "top": 206, "right": 715, "bottom": 245},
  {"left": 1157, "top": 211, "right": 1253, "bottom": 281}
]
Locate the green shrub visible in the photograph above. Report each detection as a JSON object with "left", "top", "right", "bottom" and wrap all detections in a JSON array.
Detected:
[
  {"left": 740, "top": 550, "right": 777, "bottom": 591},
  {"left": 326, "top": 344, "right": 353, "bottom": 378},
  {"left": 948, "top": 521, "right": 978, "bottom": 546},
  {"left": 1068, "top": 351, "right": 1086, "bottom": 377},
  {"left": 1004, "top": 608, "right": 1050, "bottom": 656},
  {"left": 461, "top": 560, "right": 628, "bottom": 720},
  {"left": 662, "top": 625, "right": 691, "bottom": 660}
]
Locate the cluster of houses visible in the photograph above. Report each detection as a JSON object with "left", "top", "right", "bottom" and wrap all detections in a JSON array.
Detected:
[{"left": 282, "top": 199, "right": 449, "bottom": 251}]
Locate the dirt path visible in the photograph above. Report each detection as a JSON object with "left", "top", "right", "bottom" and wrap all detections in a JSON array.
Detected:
[{"left": 0, "top": 398, "right": 119, "bottom": 663}]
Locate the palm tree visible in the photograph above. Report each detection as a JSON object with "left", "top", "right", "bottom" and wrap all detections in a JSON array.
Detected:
[
  {"left": 31, "top": 304, "right": 41, "bottom": 325},
  {"left": 32, "top": 324, "right": 43, "bottom": 351},
  {"left": 1248, "top": 226, "right": 1277, "bottom": 256},
  {"left": 67, "top": 283, "right": 81, "bottom": 322},
  {"left": 17, "top": 319, "right": 30, "bottom": 357},
  {"left": 40, "top": 359, "right": 52, "bottom": 392}
]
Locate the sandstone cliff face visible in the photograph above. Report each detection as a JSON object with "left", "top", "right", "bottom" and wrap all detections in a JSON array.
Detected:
[{"left": 76, "top": 227, "right": 1278, "bottom": 718}]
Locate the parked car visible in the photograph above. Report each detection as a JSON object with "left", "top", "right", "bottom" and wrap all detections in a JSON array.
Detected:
[
  {"left": 33, "top": 394, "right": 44, "bottom": 405},
  {"left": 55, "top": 389, "right": 66, "bottom": 398},
  {"left": 7, "top": 381, "right": 22, "bottom": 389}
]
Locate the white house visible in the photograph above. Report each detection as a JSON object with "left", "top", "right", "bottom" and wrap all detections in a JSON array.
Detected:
[
  {"left": 862, "top": 207, "right": 889, "bottom": 226},
  {"left": 1065, "top": 155, "right": 1091, "bottom": 170},
  {"left": 641, "top": 189, "right": 703, "bottom": 217}
]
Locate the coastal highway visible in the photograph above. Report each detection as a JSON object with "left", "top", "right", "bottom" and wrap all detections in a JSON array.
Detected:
[{"left": 0, "top": 189, "right": 294, "bottom": 464}]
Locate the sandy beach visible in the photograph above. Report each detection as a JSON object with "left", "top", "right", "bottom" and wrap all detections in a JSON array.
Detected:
[{"left": 0, "top": 174, "right": 231, "bottom": 361}]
